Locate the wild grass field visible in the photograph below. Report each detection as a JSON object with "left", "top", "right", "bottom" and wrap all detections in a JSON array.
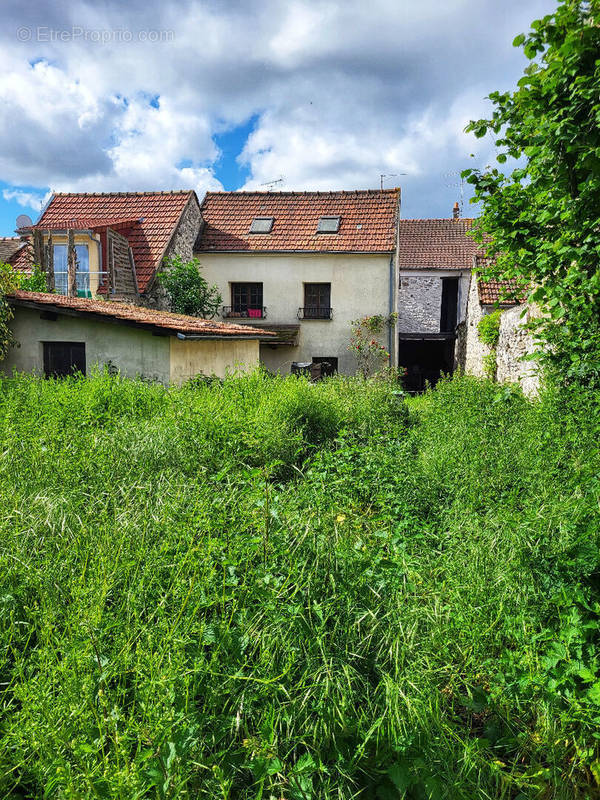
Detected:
[{"left": 1, "top": 370, "right": 599, "bottom": 799}]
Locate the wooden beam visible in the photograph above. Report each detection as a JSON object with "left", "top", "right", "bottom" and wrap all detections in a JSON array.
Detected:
[
  {"left": 67, "top": 230, "right": 77, "bottom": 297},
  {"left": 45, "top": 234, "right": 55, "bottom": 292}
]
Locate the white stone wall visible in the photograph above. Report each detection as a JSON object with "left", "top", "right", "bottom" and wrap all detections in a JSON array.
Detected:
[
  {"left": 496, "top": 304, "right": 541, "bottom": 396},
  {"left": 461, "top": 272, "right": 488, "bottom": 377},
  {"left": 398, "top": 270, "right": 470, "bottom": 334},
  {"left": 460, "top": 273, "right": 541, "bottom": 396}
]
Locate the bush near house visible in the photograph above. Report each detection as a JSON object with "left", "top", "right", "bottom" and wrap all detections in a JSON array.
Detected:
[
  {"left": 159, "top": 255, "right": 222, "bottom": 318},
  {"left": 1, "top": 371, "right": 599, "bottom": 798}
]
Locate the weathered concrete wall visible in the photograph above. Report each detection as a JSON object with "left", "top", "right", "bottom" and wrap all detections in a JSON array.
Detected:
[
  {"left": 398, "top": 270, "right": 470, "bottom": 333},
  {"left": 496, "top": 304, "right": 541, "bottom": 396},
  {"left": 169, "top": 338, "right": 259, "bottom": 383},
  {"left": 3, "top": 306, "right": 170, "bottom": 383},
  {"left": 196, "top": 252, "right": 392, "bottom": 374}
]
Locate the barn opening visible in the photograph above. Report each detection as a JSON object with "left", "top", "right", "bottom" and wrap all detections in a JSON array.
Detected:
[{"left": 398, "top": 335, "right": 455, "bottom": 392}]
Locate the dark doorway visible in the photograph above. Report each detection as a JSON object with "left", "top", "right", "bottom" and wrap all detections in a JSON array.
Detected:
[
  {"left": 398, "top": 337, "right": 454, "bottom": 392},
  {"left": 440, "top": 278, "right": 459, "bottom": 333},
  {"left": 312, "top": 356, "right": 338, "bottom": 377},
  {"left": 43, "top": 342, "right": 86, "bottom": 377}
]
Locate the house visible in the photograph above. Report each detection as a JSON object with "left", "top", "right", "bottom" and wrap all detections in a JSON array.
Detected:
[
  {"left": 395, "top": 207, "right": 481, "bottom": 390},
  {"left": 194, "top": 189, "right": 401, "bottom": 374},
  {"left": 2, "top": 291, "right": 272, "bottom": 385},
  {"left": 10, "top": 191, "right": 201, "bottom": 302}
]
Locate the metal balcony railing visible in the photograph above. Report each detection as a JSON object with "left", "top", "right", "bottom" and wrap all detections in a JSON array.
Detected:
[
  {"left": 297, "top": 307, "right": 333, "bottom": 320},
  {"left": 53, "top": 271, "right": 108, "bottom": 298},
  {"left": 221, "top": 306, "right": 267, "bottom": 319}
]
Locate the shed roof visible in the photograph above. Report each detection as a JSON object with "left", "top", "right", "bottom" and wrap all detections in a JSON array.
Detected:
[
  {"left": 9, "top": 291, "right": 274, "bottom": 339},
  {"left": 196, "top": 189, "right": 400, "bottom": 253}
]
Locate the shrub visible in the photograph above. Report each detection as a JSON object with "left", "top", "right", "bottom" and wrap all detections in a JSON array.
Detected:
[{"left": 159, "top": 254, "right": 222, "bottom": 318}]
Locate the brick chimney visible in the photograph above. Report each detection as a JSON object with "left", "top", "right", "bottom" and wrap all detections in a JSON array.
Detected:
[{"left": 452, "top": 201, "right": 460, "bottom": 220}]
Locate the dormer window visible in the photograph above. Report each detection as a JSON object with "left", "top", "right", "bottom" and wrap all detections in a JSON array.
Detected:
[
  {"left": 249, "top": 217, "right": 274, "bottom": 234},
  {"left": 317, "top": 216, "right": 340, "bottom": 233}
]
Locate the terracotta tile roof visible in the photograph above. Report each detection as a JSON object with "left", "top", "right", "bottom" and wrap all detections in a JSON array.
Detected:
[
  {"left": 196, "top": 189, "right": 400, "bottom": 253},
  {"left": 32, "top": 215, "right": 143, "bottom": 231},
  {"left": 0, "top": 237, "right": 24, "bottom": 263},
  {"left": 397, "top": 218, "right": 483, "bottom": 270},
  {"left": 9, "top": 291, "right": 274, "bottom": 338},
  {"left": 1, "top": 238, "right": 33, "bottom": 271},
  {"left": 475, "top": 258, "right": 524, "bottom": 306},
  {"left": 36, "top": 191, "right": 197, "bottom": 292}
]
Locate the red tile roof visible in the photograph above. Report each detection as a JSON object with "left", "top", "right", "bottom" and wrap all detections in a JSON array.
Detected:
[
  {"left": 475, "top": 258, "right": 524, "bottom": 306},
  {"left": 36, "top": 191, "right": 197, "bottom": 292},
  {"left": 397, "top": 219, "right": 483, "bottom": 270},
  {"left": 0, "top": 237, "right": 24, "bottom": 264},
  {"left": 196, "top": 189, "right": 400, "bottom": 253},
  {"left": 9, "top": 291, "right": 274, "bottom": 338},
  {"left": 2, "top": 239, "right": 33, "bottom": 271}
]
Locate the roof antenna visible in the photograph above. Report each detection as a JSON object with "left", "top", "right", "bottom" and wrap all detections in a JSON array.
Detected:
[
  {"left": 260, "top": 176, "right": 285, "bottom": 191},
  {"left": 380, "top": 173, "right": 406, "bottom": 190},
  {"left": 442, "top": 170, "right": 465, "bottom": 214}
]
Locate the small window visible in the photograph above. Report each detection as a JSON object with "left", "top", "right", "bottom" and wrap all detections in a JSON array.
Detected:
[
  {"left": 53, "top": 244, "right": 90, "bottom": 296},
  {"left": 225, "top": 282, "right": 264, "bottom": 318},
  {"left": 43, "top": 342, "right": 86, "bottom": 378},
  {"left": 249, "top": 217, "right": 274, "bottom": 234},
  {"left": 302, "top": 283, "right": 331, "bottom": 319},
  {"left": 317, "top": 216, "right": 340, "bottom": 233}
]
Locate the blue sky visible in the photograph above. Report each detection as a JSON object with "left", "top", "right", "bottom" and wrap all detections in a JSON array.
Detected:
[{"left": 0, "top": 0, "right": 557, "bottom": 236}]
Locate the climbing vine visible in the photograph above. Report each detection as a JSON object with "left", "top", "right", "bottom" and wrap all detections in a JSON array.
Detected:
[
  {"left": 348, "top": 313, "right": 397, "bottom": 378},
  {"left": 477, "top": 309, "right": 501, "bottom": 380},
  {"left": 0, "top": 263, "right": 20, "bottom": 361}
]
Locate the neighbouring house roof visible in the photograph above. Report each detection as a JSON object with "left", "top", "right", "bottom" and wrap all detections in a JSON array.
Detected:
[
  {"left": 0, "top": 237, "right": 24, "bottom": 263},
  {"left": 33, "top": 191, "right": 198, "bottom": 292},
  {"left": 8, "top": 291, "right": 275, "bottom": 339},
  {"left": 475, "top": 255, "right": 524, "bottom": 306},
  {"left": 397, "top": 219, "right": 482, "bottom": 270},
  {"left": 196, "top": 189, "right": 400, "bottom": 253}
]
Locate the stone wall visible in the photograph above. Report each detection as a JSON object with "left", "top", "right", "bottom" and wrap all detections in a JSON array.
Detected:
[
  {"left": 496, "top": 304, "right": 540, "bottom": 396},
  {"left": 459, "top": 273, "right": 541, "bottom": 396},
  {"left": 398, "top": 275, "right": 442, "bottom": 332}
]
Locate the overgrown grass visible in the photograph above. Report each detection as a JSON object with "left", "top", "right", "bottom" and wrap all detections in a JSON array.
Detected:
[{"left": 1, "top": 370, "right": 599, "bottom": 799}]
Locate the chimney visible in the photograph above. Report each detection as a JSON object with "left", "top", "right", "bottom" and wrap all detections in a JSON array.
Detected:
[{"left": 452, "top": 201, "right": 460, "bottom": 220}]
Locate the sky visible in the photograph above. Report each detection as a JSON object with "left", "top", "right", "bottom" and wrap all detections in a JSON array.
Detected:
[{"left": 0, "top": 0, "right": 557, "bottom": 236}]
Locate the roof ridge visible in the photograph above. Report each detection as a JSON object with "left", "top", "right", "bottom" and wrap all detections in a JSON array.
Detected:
[
  {"left": 50, "top": 190, "right": 193, "bottom": 197},
  {"left": 400, "top": 217, "right": 476, "bottom": 222},
  {"left": 203, "top": 188, "right": 400, "bottom": 197}
]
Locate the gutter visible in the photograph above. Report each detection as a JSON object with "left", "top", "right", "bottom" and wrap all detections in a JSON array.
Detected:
[{"left": 176, "top": 332, "right": 273, "bottom": 341}]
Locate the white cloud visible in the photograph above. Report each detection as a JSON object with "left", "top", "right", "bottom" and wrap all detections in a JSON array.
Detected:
[
  {"left": 2, "top": 188, "right": 51, "bottom": 212},
  {"left": 0, "top": 0, "right": 557, "bottom": 222}
]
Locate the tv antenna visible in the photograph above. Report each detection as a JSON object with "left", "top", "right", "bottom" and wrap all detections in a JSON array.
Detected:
[
  {"left": 442, "top": 170, "right": 466, "bottom": 214},
  {"left": 380, "top": 173, "right": 406, "bottom": 190},
  {"left": 260, "top": 176, "right": 285, "bottom": 191}
]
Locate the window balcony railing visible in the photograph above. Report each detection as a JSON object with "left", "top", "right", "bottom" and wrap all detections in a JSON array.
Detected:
[
  {"left": 221, "top": 306, "right": 267, "bottom": 319},
  {"left": 53, "top": 271, "right": 109, "bottom": 298},
  {"left": 297, "top": 307, "right": 333, "bottom": 320}
]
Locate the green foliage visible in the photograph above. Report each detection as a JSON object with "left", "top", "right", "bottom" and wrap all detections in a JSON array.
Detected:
[
  {"left": 477, "top": 309, "right": 501, "bottom": 348},
  {"left": 0, "top": 262, "right": 20, "bottom": 360},
  {"left": 18, "top": 264, "right": 48, "bottom": 292},
  {"left": 463, "top": 1, "right": 600, "bottom": 385},
  {"left": 1, "top": 371, "right": 600, "bottom": 797},
  {"left": 159, "top": 255, "right": 222, "bottom": 318},
  {"left": 348, "top": 312, "right": 397, "bottom": 378}
]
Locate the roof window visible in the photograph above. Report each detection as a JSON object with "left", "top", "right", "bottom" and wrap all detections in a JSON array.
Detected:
[
  {"left": 249, "top": 217, "right": 274, "bottom": 234},
  {"left": 317, "top": 216, "right": 340, "bottom": 233}
]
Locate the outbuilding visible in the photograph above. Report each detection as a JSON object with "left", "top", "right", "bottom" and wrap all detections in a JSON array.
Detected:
[{"left": 3, "top": 291, "right": 272, "bottom": 384}]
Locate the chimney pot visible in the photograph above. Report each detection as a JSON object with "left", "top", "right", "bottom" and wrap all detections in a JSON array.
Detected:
[{"left": 452, "top": 202, "right": 460, "bottom": 220}]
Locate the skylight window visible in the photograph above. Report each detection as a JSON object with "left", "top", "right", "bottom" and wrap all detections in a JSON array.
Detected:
[
  {"left": 317, "top": 216, "right": 340, "bottom": 233},
  {"left": 249, "top": 217, "right": 274, "bottom": 234}
]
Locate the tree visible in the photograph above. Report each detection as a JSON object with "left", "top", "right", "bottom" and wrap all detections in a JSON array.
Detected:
[
  {"left": 463, "top": 0, "right": 600, "bottom": 385},
  {"left": 159, "top": 255, "right": 222, "bottom": 318},
  {"left": 348, "top": 313, "right": 397, "bottom": 378}
]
